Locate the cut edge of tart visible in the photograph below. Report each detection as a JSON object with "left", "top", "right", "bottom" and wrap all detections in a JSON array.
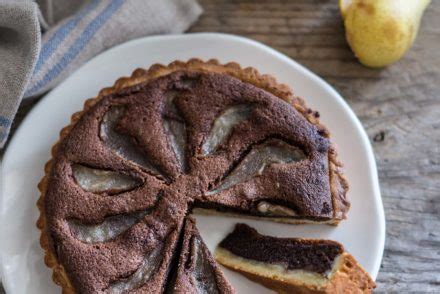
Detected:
[
  {"left": 168, "top": 217, "right": 235, "bottom": 293},
  {"left": 36, "top": 58, "right": 349, "bottom": 293},
  {"left": 215, "top": 224, "right": 376, "bottom": 293},
  {"left": 192, "top": 208, "right": 340, "bottom": 225}
]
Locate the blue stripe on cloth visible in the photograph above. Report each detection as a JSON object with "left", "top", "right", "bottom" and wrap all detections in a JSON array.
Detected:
[
  {"left": 0, "top": 116, "right": 12, "bottom": 127},
  {"left": 33, "top": 0, "right": 100, "bottom": 74},
  {"left": 26, "top": 0, "right": 124, "bottom": 96},
  {"left": 0, "top": 132, "right": 6, "bottom": 142}
]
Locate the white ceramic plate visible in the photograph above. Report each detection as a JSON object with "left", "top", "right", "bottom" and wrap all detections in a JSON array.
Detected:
[{"left": 0, "top": 33, "right": 385, "bottom": 294}]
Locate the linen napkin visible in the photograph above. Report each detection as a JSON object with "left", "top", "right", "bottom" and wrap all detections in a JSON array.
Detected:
[{"left": 0, "top": 0, "right": 202, "bottom": 147}]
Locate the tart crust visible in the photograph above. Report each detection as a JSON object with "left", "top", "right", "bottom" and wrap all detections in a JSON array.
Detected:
[{"left": 37, "top": 58, "right": 349, "bottom": 293}]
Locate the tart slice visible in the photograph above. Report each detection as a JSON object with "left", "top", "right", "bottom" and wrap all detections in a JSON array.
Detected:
[
  {"left": 215, "top": 224, "right": 376, "bottom": 293},
  {"left": 168, "top": 217, "right": 234, "bottom": 293}
]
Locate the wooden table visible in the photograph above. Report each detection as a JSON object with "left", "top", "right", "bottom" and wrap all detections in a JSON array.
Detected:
[{"left": 1, "top": 0, "right": 439, "bottom": 292}]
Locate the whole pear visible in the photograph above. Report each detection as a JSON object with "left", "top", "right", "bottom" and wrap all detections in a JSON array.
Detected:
[{"left": 340, "top": 0, "right": 431, "bottom": 67}]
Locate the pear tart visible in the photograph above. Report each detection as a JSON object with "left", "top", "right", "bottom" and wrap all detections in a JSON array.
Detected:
[
  {"left": 37, "top": 59, "right": 350, "bottom": 293},
  {"left": 215, "top": 224, "right": 376, "bottom": 293}
]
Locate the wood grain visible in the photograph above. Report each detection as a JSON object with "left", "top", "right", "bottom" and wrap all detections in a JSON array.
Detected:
[{"left": 1, "top": 0, "right": 439, "bottom": 293}]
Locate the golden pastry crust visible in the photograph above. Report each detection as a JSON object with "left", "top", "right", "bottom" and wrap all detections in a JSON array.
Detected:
[{"left": 37, "top": 58, "right": 349, "bottom": 293}]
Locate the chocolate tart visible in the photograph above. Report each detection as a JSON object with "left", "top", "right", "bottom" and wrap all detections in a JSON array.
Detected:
[
  {"left": 168, "top": 217, "right": 234, "bottom": 293},
  {"left": 215, "top": 224, "right": 376, "bottom": 293},
  {"left": 37, "top": 59, "right": 350, "bottom": 293}
]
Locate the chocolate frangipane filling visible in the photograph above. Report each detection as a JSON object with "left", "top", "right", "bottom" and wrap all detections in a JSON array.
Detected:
[
  {"left": 215, "top": 224, "right": 376, "bottom": 293},
  {"left": 168, "top": 218, "right": 234, "bottom": 294},
  {"left": 37, "top": 59, "right": 350, "bottom": 293},
  {"left": 218, "top": 224, "right": 342, "bottom": 274}
]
